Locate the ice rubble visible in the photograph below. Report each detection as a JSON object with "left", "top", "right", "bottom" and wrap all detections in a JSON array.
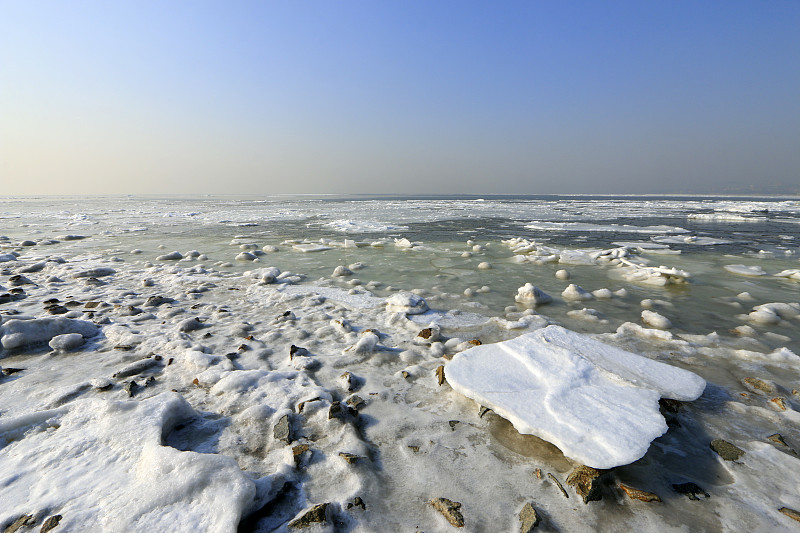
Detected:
[
  {"left": 0, "top": 317, "right": 99, "bottom": 351},
  {"left": 445, "top": 325, "right": 705, "bottom": 469}
]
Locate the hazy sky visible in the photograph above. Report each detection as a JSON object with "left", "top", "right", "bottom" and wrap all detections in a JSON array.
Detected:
[{"left": 2, "top": 1, "right": 799, "bottom": 195}]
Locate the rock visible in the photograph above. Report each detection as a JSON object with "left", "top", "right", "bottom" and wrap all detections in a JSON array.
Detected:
[
  {"left": 3, "top": 514, "right": 35, "bottom": 533},
  {"left": 8, "top": 275, "right": 33, "bottom": 287},
  {"left": 619, "top": 483, "right": 662, "bottom": 502},
  {"left": 288, "top": 503, "right": 329, "bottom": 529},
  {"left": 769, "top": 397, "right": 788, "bottom": 411},
  {"left": 292, "top": 444, "right": 310, "bottom": 466},
  {"left": 448, "top": 420, "right": 460, "bottom": 431},
  {"left": 274, "top": 414, "right": 292, "bottom": 444},
  {"left": 346, "top": 395, "right": 365, "bottom": 410},
  {"left": 779, "top": 507, "right": 800, "bottom": 523},
  {"left": 346, "top": 496, "right": 366, "bottom": 511},
  {"left": 72, "top": 267, "right": 116, "bottom": 278},
  {"left": 566, "top": 465, "right": 605, "bottom": 504},
  {"left": 340, "top": 371, "right": 356, "bottom": 392},
  {"left": 415, "top": 325, "right": 441, "bottom": 344},
  {"left": 672, "top": 482, "right": 710, "bottom": 500},
  {"left": 124, "top": 381, "right": 140, "bottom": 397},
  {"left": 547, "top": 473, "right": 569, "bottom": 499},
  {"left": 742, "top": 377, "right": 777, "bottom": 395},
  {"left": 710, "top": 439, "right": 745, "bottom": 461},
  {"left": 435, "top": 365, "right": 445, "bottom": 386},
  {"left": 39, "top": 514, "right": 62, "bottom": 533},
  {"left": 429, "top": 498, "right": 464, "bottom": 528},
  {"left": 2, "top": 367, "right": 24, "bottom": 376},
  {"left": 339, "top": 452, "right": 361, "bottom": 464},
  {"left": 766, "top": 433, "right": 792, "bottom": 449},
  {"left": 328, "top": 401, "right": 341, "bottom": 420},
  {"left": 144, "top": 296, "right": 172, "bottom": 307},
  {"left": 518, "top": 502, "right": 541, "bottom": 532},
  {"left": 289, "top": 345, "right": 309, "bottom": 359},
  {"left": 113, "top": 358, "right": 160, "bottom": 379}
]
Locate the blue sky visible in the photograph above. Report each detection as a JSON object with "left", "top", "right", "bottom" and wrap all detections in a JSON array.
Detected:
[{"left": 2, "top": 1, "right": 798, "bottom": 195}]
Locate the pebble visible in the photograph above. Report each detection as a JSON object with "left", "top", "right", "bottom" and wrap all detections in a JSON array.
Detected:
[
  {"left": 518, "top": 502, "right": 541, "bottom": 532},
  {"left": 429, "top": 498, "right": 464, "bottom": 528}
]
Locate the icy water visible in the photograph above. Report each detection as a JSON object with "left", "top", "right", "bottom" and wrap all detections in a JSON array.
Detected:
[{"left": 1, "top": 195, "right": 800, "bottom": 532}]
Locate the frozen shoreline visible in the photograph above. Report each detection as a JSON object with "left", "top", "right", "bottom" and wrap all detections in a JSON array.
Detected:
[{"left": 2, "top": 196, "right": 800, "bottom": 532}]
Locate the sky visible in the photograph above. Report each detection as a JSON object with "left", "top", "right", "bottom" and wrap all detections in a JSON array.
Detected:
[{"left": 1, "top": 1, "right": 799, "bottom": 196}]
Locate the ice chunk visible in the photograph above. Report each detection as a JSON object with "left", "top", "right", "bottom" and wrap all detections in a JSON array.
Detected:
[
  {"left": 445, "top": 325, "right": 705, "bottom": 468},
  {"left": 514, "top": 283, "right": 552, "bottom": 305},
  {"left": 1, "top": 318, "right": 98, "bottom": 351},
  {"left": 724, "top": 264, "right": 766, "bottom": 277},
  {"left": 385, "top": 292, "right": 429, "bottom": 314},
  {"left": 49, "top": 333, "right": 85, "bottom": 352},
  {"left": 641, "top": 310, "right": 672, "bottom": 329},
  {"left": 562, "top": 284, "right": 593, "bottom": 301}
]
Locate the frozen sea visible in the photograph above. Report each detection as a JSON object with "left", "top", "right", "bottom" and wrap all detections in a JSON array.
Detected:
[{"left": 2, "top": 194, "right": 800, "bottom": 532}]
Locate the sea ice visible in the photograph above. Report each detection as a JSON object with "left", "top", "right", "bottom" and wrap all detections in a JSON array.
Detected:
[
  {"left": 724, "top": 264, "right": 767, "bottom": 277},
  {"left": 385, "top": 292, "right": 429, "bottom": 315},
  {"left": 445, "top": 325, "right": 705, "bottom": 468}
]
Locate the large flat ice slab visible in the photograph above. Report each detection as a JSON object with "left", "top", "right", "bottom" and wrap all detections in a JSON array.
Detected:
[{"left": 445, "top": 325, "right": 705, "bottom": 468}]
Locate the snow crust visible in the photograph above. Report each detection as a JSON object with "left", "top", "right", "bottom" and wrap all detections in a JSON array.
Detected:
[
  {"left": 445, "top": 325, "right": 705, "bottom": 468},
  {"left": 0, "top": 318, "right": 99, "bottom": 351},
  {"left": 0, "top": 393, "right": 255, "bottom": 532}
]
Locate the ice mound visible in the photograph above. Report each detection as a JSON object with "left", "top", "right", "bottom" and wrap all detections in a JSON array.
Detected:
[
  {"left": 514, "top": 283, "right": 552, "bottom": 305},
  {"left": 774, "top": 269, "right": 800, "bottom": 281},
  {"left": 0, "top": 318, "right": 99, "bottom": 351},
  {"left": 385, "top": 292, "right": 429, "bottom": 314},
  {"left": 0, "top": 393, "right": 255, "bottom": 531},
  {"left": 445, "top": 325, "right": 705, "bottom": 468}
]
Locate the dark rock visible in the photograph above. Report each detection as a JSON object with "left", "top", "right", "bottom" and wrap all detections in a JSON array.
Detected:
[
  {"left": 145, "top": 296, "right": 172, "bottom": 307},
  {"left": 8, "top": 275, "right": 32, "bottom": 286},
  {"left": 479, "top": 406, "right": 491, "bottom": 418},
  {"left": 672, "top": 482, "right": 710, "bottom": 500},
  {"left": 659, "top": 398, "right": 682, "bottom": 413},
  {"left": 113, "top": 358, "right": 159, "bottom": 379},
  {"left": 328, "top": 401, "right": 341, "bottom": 419},
  {"left": 518, "top": 502, "right": 541, "bottom": 532},
  {"left": 84, "top": 277, "right": 105, "bottom": 286},
  {"left": 346, "top": 496, "right": 366, "bottom": 511},
  {"left": 710, "top": 439, "right": 745, "bottom": 461},
  {"left": 274, "top": 414, "right": 292, "bottom": 444},
  {"left": 289, "top": 345, "right": 309, "bottom": 359},
  {"left": 408, "top": 445, "right": 420, "bottom": 453},
  {"left": 619, "top": 483, "right": 662, "bottom": 502},
  {"left": 340, "top": 371, "right": 356, "bottom": 392},
  {"left": 84, "top": 301, "right": 101, "bottom": 309},
  {"left": 767, "top": 433, "right": 790, "bottom": 447},
  {"left": 39, "top": 514, "right": 62, "bottom": 533},
  {"left": 124, "top": 381, "right": 140, "bottom": 397},
  {"left": 43, "top": 298, "right": 60, "bottom": 304},
  {"left": 297, "top": 397, "right": 321, "bottom": 413},
  {"left": 288, "top": 503, "right": 329, "bottom": 529},
  {"left": 114, "top": 345, "right": 134, "bottom": 351},
  {"left": 346, "top": 395, "right": 365, "bottom": 410},
  {"left": 3, "top": 514, "right": 35, "bottom": 533},
  {"left": 2, "top": 367, "right": 24, "bottom": 376},
  {"left": 448, "top": 420, "right": 460, "bottom": 431},
  {"left": 468, "top": 339, "right": 482, "bottom": 346},
  {"left": 63, "top": 300, "right": 82, "bottom": 308},
  {"left": 780, "top": 507, "right": 800, "bottom": 522},
  {"left": 418, "top": 328, "right": 434, "bottom": 339},
  {"left": 429, "top": 498, "right": 464, "bottom": 528},
  {"left": 8, "top": 288, "right": 25, "bottom": 295},
  {"left": 566, "top": 465, "right": 606, "bottom": 504},
  {"left": 547, "top": 473, "right": 569, "bottom": 499}
]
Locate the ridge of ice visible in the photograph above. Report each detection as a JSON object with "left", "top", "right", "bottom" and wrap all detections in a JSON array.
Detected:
[{"left": 445, "top": 325, "right": 705, "bottom": 468}]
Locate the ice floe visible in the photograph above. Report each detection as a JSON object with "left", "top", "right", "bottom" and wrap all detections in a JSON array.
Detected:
[{"left": 445, "top": 325, "right": 706, "bottom": 468}]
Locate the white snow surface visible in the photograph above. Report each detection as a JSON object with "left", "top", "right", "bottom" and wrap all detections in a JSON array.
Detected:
[
  {"left": 0, "top": 393, "right": 255, "bottom": 532},
  {"left": 445, "top": 325, "right": 705, "bottom": 468}
]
